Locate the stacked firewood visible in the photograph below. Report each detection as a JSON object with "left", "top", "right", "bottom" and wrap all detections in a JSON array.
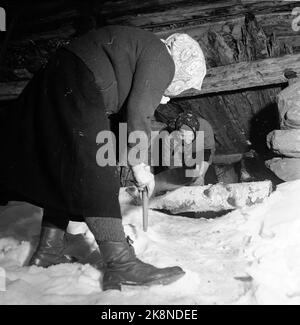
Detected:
[{"left": 266, "top": 82, "right": 300, "bottom": 181}]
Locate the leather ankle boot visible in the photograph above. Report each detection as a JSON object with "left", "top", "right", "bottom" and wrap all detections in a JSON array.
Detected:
[
  {"left": 64, "top": 232, "right": 104, "bottom": 270},
  {"left": 29, "top": 227, "right": 74, "bottom": 267},
  {"left": 99, "top": 237, "right": 185, "bottom": 291}
]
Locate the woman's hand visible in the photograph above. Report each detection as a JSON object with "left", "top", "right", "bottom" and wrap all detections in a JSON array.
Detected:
[
  {"left": 160, "top": 96, "right": 170, "bottom": 104},
  {"left": 131, "top": 163, "right": 155, "bottom": 198}
]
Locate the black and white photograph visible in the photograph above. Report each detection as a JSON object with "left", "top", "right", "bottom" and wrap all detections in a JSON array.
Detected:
[{"left": 0, "top": 0, "right": 300, "bottom": 308}]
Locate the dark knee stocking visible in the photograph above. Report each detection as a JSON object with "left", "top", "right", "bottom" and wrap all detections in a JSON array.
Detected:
[{"left": 84, "top": 217, "right": 125, "bottom": 242}]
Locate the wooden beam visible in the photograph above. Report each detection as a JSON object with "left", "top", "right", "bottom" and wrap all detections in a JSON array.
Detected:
[
  {"left": 2, "top": 52, "right": 299, "bottom": 100},
  {"left": 15, "top": 0, "right": 295, "bottom": 28},
  {"left": 155, "top": 11, "right": 296, "bottom": 37},
  {"left": 176, "top": 53, "right": 298, "bottom": 97},
  {"left": 105, "top": 0, "right": 298, "bottom": 29}
]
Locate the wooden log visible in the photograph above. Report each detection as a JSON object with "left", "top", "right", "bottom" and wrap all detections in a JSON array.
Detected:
[{"left": 149, "top": 181, "right": 273, "bottom": 213}]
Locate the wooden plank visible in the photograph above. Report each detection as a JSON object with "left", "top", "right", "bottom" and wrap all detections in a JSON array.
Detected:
[{"left": 1, "top": 52, "right": 298, "bottom": 100}]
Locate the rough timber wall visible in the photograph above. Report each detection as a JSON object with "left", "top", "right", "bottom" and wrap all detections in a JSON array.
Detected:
[{"left": 1, "top": 1, "right": 300, "bottom": 154}]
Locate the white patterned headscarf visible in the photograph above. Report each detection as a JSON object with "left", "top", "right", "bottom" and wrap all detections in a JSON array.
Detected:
[{"left": 162, "top": 33, "right": 206, "bottom": 96}]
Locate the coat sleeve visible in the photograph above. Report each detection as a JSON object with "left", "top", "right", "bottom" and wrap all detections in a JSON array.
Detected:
[{"left": 126, "top": 58, "right": 174, "bottom": 164}]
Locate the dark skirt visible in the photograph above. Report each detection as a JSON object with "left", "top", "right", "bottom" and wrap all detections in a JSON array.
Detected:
[{"left": 0, "top": 48, "right": 121, "bottom": 218}]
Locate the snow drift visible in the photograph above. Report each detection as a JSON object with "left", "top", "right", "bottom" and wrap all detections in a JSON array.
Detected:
[{"left": 1, "top": 180, "right": 300, "bottom": 305}]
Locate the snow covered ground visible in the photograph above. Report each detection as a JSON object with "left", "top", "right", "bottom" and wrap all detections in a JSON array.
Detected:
[{"left": 1, "top": 180, "right": 300, "bottom": 305}]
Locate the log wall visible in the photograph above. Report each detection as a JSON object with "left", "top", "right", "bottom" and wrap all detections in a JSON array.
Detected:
[{"left": 1, "top": 0, "right": 299, "bottom": 155}]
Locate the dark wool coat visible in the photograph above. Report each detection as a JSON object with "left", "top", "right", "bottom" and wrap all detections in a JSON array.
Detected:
[{"left": 0, "top": 26, "right": 175, "bottom": 217}]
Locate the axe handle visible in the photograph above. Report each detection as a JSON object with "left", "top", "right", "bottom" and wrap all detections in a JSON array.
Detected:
[{"left": 142, "top": 189, "right": 149, "bottom": 232}]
